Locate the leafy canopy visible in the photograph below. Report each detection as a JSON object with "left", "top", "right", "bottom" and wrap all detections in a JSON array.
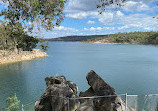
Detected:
[
  {"left": 97, "top": 0, "right": 126, "bottom": 13},
  {"left": 0, "top": 21, "right": 39, "bottom": 51},
  {"left": 0, "top": 0, "right": 67, "bottom": 31},
  {"left": 0, "top": 0, "right": 64, "bottom": 51}
]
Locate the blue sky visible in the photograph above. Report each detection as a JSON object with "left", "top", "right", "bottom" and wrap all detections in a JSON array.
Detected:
[
  {"left": 41, "top": 0, "right": 158, "bottom": 38},
  {"left": 0, "top": 0, "right": 158, "bottom": 38}
]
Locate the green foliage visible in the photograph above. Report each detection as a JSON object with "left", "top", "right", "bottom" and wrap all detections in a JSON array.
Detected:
[
  {"left": 0, "top": 0, "right": 67, "bottom": 51},
  {"left": 146, "top": 33, "right": 158, "bottom": 44},
  {"left": 49, "top": 31, "right": 158, "bottom": 45},
  {"left": 0, "top": 21, "right": 40, "bottom": 51},
  {"left": 4, "top": 22, "right": 26, "bottom": 49},
  {"left": 39, "top": 40, "right": 49, "bottom": 51},
  {"left": 86, "top": 31, "right": 158, "bottom": 45},
  {"left": 5, "top": 94, "right": 20, "bottom": 111},
  {"left": 0, "top": 22, "right": 15, "bottom": 50},
  {"left": 17, "top": 35, "right": 39, "bottom": 51},
  {"left": 48, "top": 35, "right": 106, "bottom": 42},
  {"left": 97, "top": 0, "right": 126, "bottom": 14},
  {"left": 0, "top": 0, "right": 67, "bottom": 31}
]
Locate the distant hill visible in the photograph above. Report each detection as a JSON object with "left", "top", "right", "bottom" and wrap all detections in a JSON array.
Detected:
[
  {"left": 91, "top": 31, "right": 158, "bottom": 45},
  {"left": 47, "top": 31, "right": 158, "bottom": 45},
  {"left": 47, "top": 35, "right": 108, "bottom": 42}
]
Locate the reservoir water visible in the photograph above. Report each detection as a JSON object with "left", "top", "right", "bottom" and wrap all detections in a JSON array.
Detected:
[{"left": 0, "top": 42, "right": 158, "bottom": 108}]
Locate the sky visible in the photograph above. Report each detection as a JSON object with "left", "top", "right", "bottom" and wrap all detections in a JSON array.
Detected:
[{"left": 0, "top": 0, "right": 158, "bottom": 38}]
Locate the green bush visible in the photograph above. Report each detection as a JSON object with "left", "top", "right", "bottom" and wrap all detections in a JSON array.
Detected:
[{"left": 5, "top": 94, "right": 20, "bottom": 111}]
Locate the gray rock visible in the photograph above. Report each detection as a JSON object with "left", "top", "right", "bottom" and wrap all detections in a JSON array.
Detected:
[
  {"left": 35, "top": 71, "right": 134, "bottom": 111},
  {"left": 77, "top": 70, "right": 125, "bottom": 111},
  {"left": 45, "top": 76, "right": 67, "bottom": 87},
  {"left": 86, "top": 70, "right": 115, "bottom": 96},
  {"left": 77, "top": 100, "right": 96, "bottom": 111},
  {"left": 67, "top": 81, "right": 78, "bottom": 95},
  {"left": 35, "top": 76, "right": 80, "bottom": 111},
  {"left": 35, "top": 88, "right": 52, "bottom": 111}
]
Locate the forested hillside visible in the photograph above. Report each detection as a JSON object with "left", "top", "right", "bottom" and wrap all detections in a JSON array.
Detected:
[
  {"left": 48, "top": 35, "right": 107, "bottom": 42},
  {"left": 89, "top": 32, "right": 158, "bottom": 44},
  {"left": 49, "top": 31, "right": 158, "bottom": 45}
]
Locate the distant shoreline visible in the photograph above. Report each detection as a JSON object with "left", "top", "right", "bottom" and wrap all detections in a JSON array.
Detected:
[
  {"left": 88, "top": 41, "right": 158, "bottom": 46},
  {"left": 49, "top": 41, "right": 158, "bottom": 46},
  {"left": 48, "top": 31, "right": 158, "bottom": 46},
  {"left": 89, "top": 41, "right": 140, "bottom": 45},
  {"left": 0, "top": 49, "right": 48, "bottom": 65}
]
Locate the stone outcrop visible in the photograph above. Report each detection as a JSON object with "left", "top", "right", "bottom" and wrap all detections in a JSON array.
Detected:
[
  {"left": 35, "top": 70, "right": 131, "bottom": 111},
  {"left": 35, "top": 76, "right": 80, "bottom": 111},
  {"left": 78, "top": 70, "right": 125, "bottom": 111}
]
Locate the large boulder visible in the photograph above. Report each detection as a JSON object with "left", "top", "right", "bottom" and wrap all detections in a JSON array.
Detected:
[
  {"left": 35, "top": 71, "right": 133, "bottom": 111},
  {"left": 78, "top": 70, "right": 125, "bottom": 111},
  {"left": 86, "top": 70, "right": 115, "bottom": 96},
  {"left": 35, "top": 76, "right": 80, "bottom": 111}
]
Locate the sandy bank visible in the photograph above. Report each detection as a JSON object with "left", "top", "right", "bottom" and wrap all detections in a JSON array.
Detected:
[{"left": 0, "top": 49, "right": 48, "bottom": 65}]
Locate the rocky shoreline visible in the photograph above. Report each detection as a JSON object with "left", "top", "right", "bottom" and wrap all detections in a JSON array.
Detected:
[
  {"left": 35, "top": 70, "right": 135, "bottom": 111},
  {"left": 0, "top": 49, "right": 47, "bottom": 65}
]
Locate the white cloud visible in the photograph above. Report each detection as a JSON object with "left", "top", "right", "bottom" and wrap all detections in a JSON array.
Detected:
[
  {"left": 54, "top": 26, "right": 78, "bottom": 32},
  {"left": 65, "top": 0, "right": 156, "bottom": 20},
  {"left": 130, "top": 0, "right": 155, "bottom": 4},
  {"left": 53, "top": 0, "right": 158, "bottom": 37},
  {"left": 94, "top": 10, "right": 158, "bottom": 31},
  {"left": 66, "top": 11, "right": 98, "bottom": 19},
  {"left": 122, "top": 1, "right": 153, "bottom": 12},
  {"left": 36, "top": 26, "right": 79, "bottom": 38},
  {"left": 65, "top": 0, "right": 97, "bottom": 13},
  {"left": 96, "top": 11, "right": 124, "bottom": 25},
  {"left": 0, "top": 0, "right": 8, "bottom": 8},
  {"left": 87, "top": 20, "right": 95, "bottom": 24},
  {"left": 119, "top": 14, "right": 158, "bottom": 30},
  {"left": 65, "top": 0, "right": 155, "bottom": 13},
  {"left": 39, "top": 0, "right": 158, "bottom": 38},
  {"left": 121, "top": 14, "right": 146, "bottom": 26},
  {"left": 82, "top": 11, "right": 158, "bottom": 33},
  {"left": 66, "top": 12, "right": 89, "bottom": 19},
  {"left": 84, "top": 27, "right": 115, "bottom": 32}
]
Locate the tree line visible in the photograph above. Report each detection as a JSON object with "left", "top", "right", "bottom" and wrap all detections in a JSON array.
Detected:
[
  {"left": 86, "top": 31, "right": 158, "bottom": 44},
  {"left": 49, "top": 31, "right": 158, "bottom": 45},
  {"left": 48, "top": 35, "right": 106, "bottom": 42}
]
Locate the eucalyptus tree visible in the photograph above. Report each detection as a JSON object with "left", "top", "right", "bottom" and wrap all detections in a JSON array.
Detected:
[
  {"left": 0, "top": 0, "right": 67, "bottom": 31},
  {"left": 0, "top": 0, "right": 67, "bottom": 51},
  {"left": 0, "top": 0, "right": 126, "bottom": 52},
  {"left": 0, "top": 22, "right": 9, "bottom": 50},
  {"left": 0, "top": 21, "right": 39, "bottom": 53}
]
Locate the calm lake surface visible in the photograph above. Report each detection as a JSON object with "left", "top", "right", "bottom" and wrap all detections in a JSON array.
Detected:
[{"left": 0, "top": 42, "right": 158, "bottom": 107}]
